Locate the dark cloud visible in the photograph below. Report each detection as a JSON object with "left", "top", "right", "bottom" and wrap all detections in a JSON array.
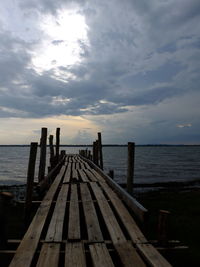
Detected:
[{"left": 0, "top": 0, "right": 200, "bottom": 147}]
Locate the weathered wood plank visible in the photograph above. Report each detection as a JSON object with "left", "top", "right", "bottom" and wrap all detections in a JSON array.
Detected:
[
  {"left": 80, "top": 183, "right": 103, "bottom": 242},
  {"left": 45, "top": 184, "right": 69, "bottom": 242},
  {"left": 136, "top": 243, "right": 172, "bottom": 267},
  {"left": 9, "top": 165, "right": 66, "bottom": 267},
  {"left": 68, "top": 184, "right": 80, "bottom": 240},
  {"left": 80, "top": 162, "right": 85, "bottom": 169},
  {"left": 81, "top": 157, "right": 148, "bottom": 224},
  {"left": 89, "top": 169, "right": 105, "bottom": 182},
  {"left": 65, "top": 242, "right": 86, "bottom": 267},
  {"left": 100, "top": 181, "right": 147, "bottom": 244},
  {"left": 84, "top": 169, "right": 98, "bottom": 182},
  {"left": 78, "top": 169, "right": 89, "bottom": 182},
  {"left": 36, "top": 243, "right": 60, "bottom": 267},
  {"left": 90, "top": 182, "right": 126, "bottom": 244},
  {"left": 89, "top": 243, "right": 114, "bottom": 267},
  {"left": 63, "top": 163, "right": 71, "bottom": 183},
  {"left": 72, "top": 169, "right": 79, "bottom": 181},
  {"left": 114, "top": 242, "right": 146, "bottom": 267}
]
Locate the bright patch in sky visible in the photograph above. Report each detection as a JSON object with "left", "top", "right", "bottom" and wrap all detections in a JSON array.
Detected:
[{"left": 32, "top": 10, "right": 89, "bottom": 74}]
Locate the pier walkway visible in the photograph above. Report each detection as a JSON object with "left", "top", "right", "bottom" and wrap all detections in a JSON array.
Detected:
[{"left": 9, "top": 155, "right": 171, "bottom": 267}]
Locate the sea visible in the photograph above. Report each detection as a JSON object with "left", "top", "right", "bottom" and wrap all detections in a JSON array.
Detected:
[{"left": 0, "top": 145, "right": 200, "bottom": 188}]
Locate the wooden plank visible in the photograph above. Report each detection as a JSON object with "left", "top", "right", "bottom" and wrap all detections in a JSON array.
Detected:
[
  {"left": 80, "top": 183, "right": 103, "bottom": 242},
  {"left": 84, "top": 162, "right": 90, "bottom": 169},
  {"left": 84, "top": 169, "right": 98, "bottom": 182},
  {"left": 80, "top": 162, "right": 85, "bottom": 169},
  {"left": 63, "top": 163, "right": 71, "bottom": 183},
  {"left": 72, "top": 169, "right": 79, "bottom": 181},
  {"left": 89, "top": 243, "right": 114, "bottom": 267},
  {"left": 114, "top": 242, "right": 146, "bottom": 267},
  {"left": 9, "top": 165, "right": 66, "bottom": 267},
  {"left": 65, "top": 242, "right": 86, "bottom": 267},
  {"left": 89, "top": 169, "right": 105, "bottom": 182},
  {"left": 90, "top": 182, "right": 126, "bottom": 244},
  {"left": 68, "top": 184, "right": 80, "bottom": 240},
  {"left": 75, "top": 162, "right": 81, "bottom": 169},
  {"left": 78, "top": 169, "right": 89, "bottom": 182},
  {"left": 45, "top": 184, "right": 69, "bottom": 242},
  {"left": 136, "top": 243, "right": 172, "bottom": 267},
  {"left": 81, "top": 157, "right": 148, "bottom": 224},
  {"left": 36, "top": 243, "right": 60, "bottom": 267},
  {"left": 100, "top": 181, "right": 147, "bottom": 244}
]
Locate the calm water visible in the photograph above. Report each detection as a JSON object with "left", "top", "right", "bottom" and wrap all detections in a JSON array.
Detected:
[{"left": 0, "top": 146, "right": 200, "bottom": 186}]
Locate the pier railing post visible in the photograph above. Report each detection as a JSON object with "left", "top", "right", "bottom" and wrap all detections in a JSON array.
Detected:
[
  {"left": 49, "top": 135, "right": 55, "bottom": 170},
  {"left": 157, "top": 210, "right": 170, "bottom": 246},
  {"left": 98, "top": 132, "right": 103, "bottom": 170},
  {"left": 56, "top": 127, "right": 60, "bottom": 163},
  {"left": 95, "top": 140, "right": 99, "bottom": 166},
  {"left": 108, "top": 169, "right": 114, "bottom": 179},
  {"left": 126, "top": 142, "right": 135, "bottom": 194},
  {"left": 24, "top": 142, "right": 38, "bottom": 225},
  {"left": 38, "top": 128, "right": 47, "bottom": 182}
]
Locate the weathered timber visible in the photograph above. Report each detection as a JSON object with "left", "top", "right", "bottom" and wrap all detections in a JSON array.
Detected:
[
  {"left": 80, "top": 183, "right": 103, "bottom": 242},
  {"left": 24, "top": 142, "right": 38, "bottom": 224},
  {"left": 127, "top": 142, "right": 135, "bottom": 194},
  {"left": 49, "top": 135, "right": 55, "bottom": 170},
  {"left": 45, "top": 183, "right": 68, "bottom": 242},
  {"left": 89, "top": 243, "right": 114, "bottom": 267},
  {"left": 80, "top": 155, "right": 148, "bottom": 224},
  {"left": 38, "top": 128, "right": 47, "bottom": 182},
  {"left": 98, "top": 132, "right": 103, "bottom": 170},
  {"left": 9, "top": 165, "right": 66, "bottom": 267},
  {"left": 65, "top": 242, "right": 86, "bottom": 267},
  {"left": 68, "top": 184, "right": 80, "bottom": 240},
  {"left": 56, "top": 127, "right": 60, "bottom": 163}
]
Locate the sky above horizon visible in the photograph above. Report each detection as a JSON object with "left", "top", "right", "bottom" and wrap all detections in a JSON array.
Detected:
[{"left": 0, "top": 0, "right": 200, "bottom": 144}]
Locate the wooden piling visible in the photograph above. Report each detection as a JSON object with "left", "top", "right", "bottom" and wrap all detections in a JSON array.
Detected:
[
  {"left": 108, "top": 170, "right": 114, "bottom": 179},
  {"left": 126, "top": 142, "right": 135, "bottom": 194},
  {"left": 24, "top": 142, "right": 38, "bottom": 224},
  {"left": 49, "top": 135, "right": 54, "bottom": 169},
  {"left": 98, "top": 132, "right": 103, "bottom": 170},
  {"left": 56, "top": 128, "right": 60, "bottom": 163},
  {"left": 157, "top": 210, "right": 170, "bottom": 246},
  {"left": 38, "top": 128, "right": 47, "bottom": 182}
]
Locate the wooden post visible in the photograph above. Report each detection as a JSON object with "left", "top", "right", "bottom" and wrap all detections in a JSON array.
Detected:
[
  {"left": 49, "top": 135, "right": 54, "bottom": 169},
  {"left": 157, "top": 210, "right": 170, "bottom": 246},
  {"left": 98, "top": 132, "right": 103, "bottom": 170},
  {"left": 93, "top": 142, "right": 96, "bottom": 163},
  {"left": 94, "top": 140, "right": 99, "bottom": 166},
  {"left": 38, "top": 128, "right": 47, "bottom": 182},
  {"left": 24, "top": 142, "right": 38, "bottom": 225},
  {"left": 0, "top": 192, "right": 13, "bottom": 248},
  {"left": 56, "top": 127, "right": 60, "bottom": 163},
  {"left": 126, "top": 142, "right": 135, "bottom": 194},
  {"left": 108, "top": 170, "right": 114, "bottom": 179},
  {"left": 61, "top": 150, "right": 65, "bottom": 157}
]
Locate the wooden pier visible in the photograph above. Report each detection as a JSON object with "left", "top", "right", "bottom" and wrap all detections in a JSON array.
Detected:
[{"left": 8, "top": 154, "right": 171, "bottom": 267}]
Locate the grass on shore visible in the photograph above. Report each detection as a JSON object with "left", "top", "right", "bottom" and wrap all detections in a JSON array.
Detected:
[{"left": 137, "top": 188, "right": 200, "bottom": 267}]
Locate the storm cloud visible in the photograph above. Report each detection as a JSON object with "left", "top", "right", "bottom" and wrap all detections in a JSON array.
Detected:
[{"left": 0, "top": 0, "right": 200, "bottom": 143}]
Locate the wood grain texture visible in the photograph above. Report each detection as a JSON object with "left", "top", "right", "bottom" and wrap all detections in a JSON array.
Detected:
[
  {"left": 9, "top": 165, "right": 66, "bottom": 267},
  {"left": 80, "top": 183, "right": 103, "bottom": 242},
  {"left": 36, "top": 243, "right": 60, "bottom": 267},
  {"left": 65, "top": 242, "right": 86, "bottom": 267},
  {"left": 68, "top": 184, "right": 80, "bottom": 240},
  {"left": 89, "top": 243, "right": 114, "bottom": 267},
  {"left": 90, "top": 182, "right": 126, "bottom": 244},
  {"left": 45, "top": 184, "right": 69, "bottom": 242}
]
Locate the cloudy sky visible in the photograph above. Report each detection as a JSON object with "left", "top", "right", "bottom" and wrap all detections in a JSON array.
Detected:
[{"left": 0, "top": 0, "right": 200, "bottom": 144}]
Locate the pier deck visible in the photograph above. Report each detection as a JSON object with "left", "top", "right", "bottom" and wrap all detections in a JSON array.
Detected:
[{"left": 9, "top": 155, "right": 171, "bottom": 267}]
